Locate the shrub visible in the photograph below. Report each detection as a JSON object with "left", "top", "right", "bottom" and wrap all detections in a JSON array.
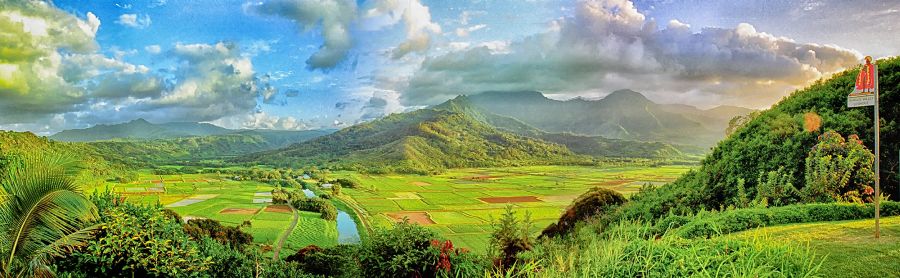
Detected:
[
  {"left": 183, "top": 218, "right": 253, "bottom": 251},
  {"left": 541, "top": 187, "right": 626, "bottom": 238},
  {"left": 755, "top": 167, "right": 799, "bottom": 206},
  {"left": 803, "top": 131, "right": 876, "bottom": 203},
  {"left": 285, "top": 245, "right": 357, "bottom": 277},
  {"left": 58, "top": 201, "right": 212, "bottom": 277},
  {"left": 670, "top": 201, "right": 900, "bottom": 239},
  {"left": 357, "top": 221, "right": 472, "bottom": 278}
]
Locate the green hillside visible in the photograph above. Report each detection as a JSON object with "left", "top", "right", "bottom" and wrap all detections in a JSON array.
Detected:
[
  {"left": 242, "top": 107, "right": 589, "bottom": 174},
  {"left": 434, "top": 96, "right": 699, "bottom": 159},
  {"left": 620, "top": 57, "right": 900, "bottom": 220},
  {"left": 87, "top": 129, "right": 332, "bottom": 166},
  {"left": 466, "top": 90, "right": 753, "bottom": 147},
  {"left": 50, "top": 118, "right": 233, "bottom": 141},
  {"left": 0, "top": 131, "right": 123, "bottom": 181}
]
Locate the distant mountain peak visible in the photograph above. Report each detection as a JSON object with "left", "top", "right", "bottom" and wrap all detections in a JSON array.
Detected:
[{"left": 602, "top": 89, "right": 650, "bottom": 104}]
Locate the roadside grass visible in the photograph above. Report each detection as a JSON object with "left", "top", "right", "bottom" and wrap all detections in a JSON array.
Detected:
[
  {"left": 516, "top": 221, "right": 823, "bottom": 277},
  {"left": 729, "top": 216, "right": 900, "bottom": 278}
]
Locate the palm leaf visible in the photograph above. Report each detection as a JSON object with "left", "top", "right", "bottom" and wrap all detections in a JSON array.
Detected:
[{"left": 0, "top": 152, "right": 98, "bottom": 276}]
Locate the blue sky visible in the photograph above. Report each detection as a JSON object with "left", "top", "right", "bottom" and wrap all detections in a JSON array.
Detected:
[{"left": 1, "top": 0, "right": 899, "bottom": 134}]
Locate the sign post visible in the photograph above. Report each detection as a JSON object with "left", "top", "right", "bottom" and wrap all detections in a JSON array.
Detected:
[{"left": 849, "top": 56, "right": 880, "bottom": 238}]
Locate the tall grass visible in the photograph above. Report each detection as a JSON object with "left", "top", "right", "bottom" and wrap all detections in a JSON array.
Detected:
[{"left": 495, "top": 221, "right": 823, "bottom": 277}]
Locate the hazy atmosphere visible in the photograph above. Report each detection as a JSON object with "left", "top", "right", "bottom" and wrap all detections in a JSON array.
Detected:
[{"left": 3, "top": 0, "right": 898, "bottom": 134}]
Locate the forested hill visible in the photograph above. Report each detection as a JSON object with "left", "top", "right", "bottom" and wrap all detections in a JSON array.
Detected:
[
  {"left": 50, "top": 118, "right": 233, "bottom": 141},
  {"left": 87, "top": 129, "right": 333, "bottom": 166},
  {"left": 433, "top": 96, "right": 700, "bottom": 159},
  {"left": 465, "top": 90, "right": 753, "bottom": 147},
  {"left": 240, "top": 107, "right": 588, "bottom": 174},
  {"left": 621, "top": 56, "right": 900, "bottom": 219},
  {"left": 0, "top": 131, "right": 123, "bottom": 181}
]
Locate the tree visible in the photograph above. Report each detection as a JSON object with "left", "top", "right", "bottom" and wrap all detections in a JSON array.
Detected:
[
  {"left": 803, "top": 131, "right": 876, "bottom": 203},
  {"left": 490, "top": 205, "right": 533, "bottom": 269},
  {"left": 0, "top": 153, "right": 98, "bottom": 277}
]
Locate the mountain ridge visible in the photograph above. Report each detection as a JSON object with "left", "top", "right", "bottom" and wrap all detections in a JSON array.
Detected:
[{"left": 464, "top": 89, "right": 754, "bottom": 147}]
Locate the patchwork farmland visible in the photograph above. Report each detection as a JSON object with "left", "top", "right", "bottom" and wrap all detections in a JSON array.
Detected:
[
  {"left": 336, "top": 165, "right": 692, "bottom": 249},
  {"left": 92, "top": 171, "right": 340, "bottom": 255}
]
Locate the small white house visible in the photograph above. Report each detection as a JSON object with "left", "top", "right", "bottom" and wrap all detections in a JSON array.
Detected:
[
  {"left": 302, "top": 174, "right": 311, "bottom": 179},
  {"left": 321, "top": 183, "right": 333, "bottom": 189}
]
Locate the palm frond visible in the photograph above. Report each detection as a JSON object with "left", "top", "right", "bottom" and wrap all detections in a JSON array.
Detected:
[{"left": 0, "top": 152, "right": 97, "bottom": 276}]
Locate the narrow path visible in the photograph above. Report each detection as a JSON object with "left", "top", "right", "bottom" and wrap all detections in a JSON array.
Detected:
[{"left": 272, "top": 206, "right": 299, "bottom": 259}]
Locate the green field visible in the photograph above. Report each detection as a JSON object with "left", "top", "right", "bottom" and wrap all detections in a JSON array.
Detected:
[
  {"left": 90, "top": 171, "right": 338, "bottom": 253},
  {"left": 730, "top": 216, "right": 900, "bottom": 278},
  {"left": 337, "top": 165, "right": 693, "bottom": 250}
]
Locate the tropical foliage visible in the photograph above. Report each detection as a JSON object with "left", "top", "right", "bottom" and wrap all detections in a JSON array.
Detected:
[{"left": 0, "top": 153, "right": 98, "bottom": 277}]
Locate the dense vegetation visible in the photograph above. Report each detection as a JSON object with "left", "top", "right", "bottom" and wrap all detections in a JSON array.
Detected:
[
  {"left": 615, "top": 57, "right": 900, "bottom": 221},
  {"left": 0, "top": 131, "right": 124, "bottom": 181}
]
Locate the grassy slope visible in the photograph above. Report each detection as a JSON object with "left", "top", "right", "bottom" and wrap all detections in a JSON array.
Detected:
[
  {"left": 0, "top": 131, "right": 122, "bottom": 182},
  {"left": 730, "top": 216, "right": 900, "bottom": 277}
]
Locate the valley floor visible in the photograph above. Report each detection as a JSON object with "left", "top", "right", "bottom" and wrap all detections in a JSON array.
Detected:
[
  {"left": 731, "top": 216, "right": 900, "bottom": 277},
  {"left": 335, "top": 165, "right": 692, "bottom": 250}
]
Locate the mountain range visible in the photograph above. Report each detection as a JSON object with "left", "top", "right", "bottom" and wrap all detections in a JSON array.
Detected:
[
  {"left": 465, "top": 90, "right": 753, "bottom": 147},
  {"left": 244, "top": 92, "right": 711, "bottom": 173}
]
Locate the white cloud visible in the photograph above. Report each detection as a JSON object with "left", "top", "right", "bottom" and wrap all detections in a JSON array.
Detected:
[
  {"left": 116, "top": 13, "right": 151, "bottom": 28},
  {"left": 145, "top": 44, "right": 161, "bottom": 54},
  {"left": 249, "top": 0, "right": 357, "bottom": 70},
  {"left": 402, "top": 0, "right": 861, "bottom": 108},
  {"left": 363, "top": 0, "right": 442, "bottom": 59},
  {"left": 455, "top": 24, "right": 486, "bottom": 37},
  {"left": 210, "top": 111, "right": 309, "bottom": 130}
]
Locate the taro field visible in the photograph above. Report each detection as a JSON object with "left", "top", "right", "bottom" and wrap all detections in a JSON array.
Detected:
[
  {"left": 90, "top": 171, "right": 338, "bottom": 252},
  {"left": 336, "top": 165, "right": 692, "bottom": 250}
]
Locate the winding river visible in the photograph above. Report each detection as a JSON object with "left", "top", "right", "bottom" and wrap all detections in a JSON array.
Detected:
[{"left": 303, "top": 189, "right": 361, "bottom": 244}]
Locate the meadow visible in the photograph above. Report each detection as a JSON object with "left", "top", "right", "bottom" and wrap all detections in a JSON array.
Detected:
[
  {"left": 335, "top": 165, "right": 693, "bottom": 250},
  {"left": 730, "top": 216, "right": 900, "bottom": 278}
]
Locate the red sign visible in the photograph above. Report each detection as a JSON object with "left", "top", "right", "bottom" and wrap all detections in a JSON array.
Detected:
[{"left": 848, "top": 56, "right": 876, "bottom": 107}]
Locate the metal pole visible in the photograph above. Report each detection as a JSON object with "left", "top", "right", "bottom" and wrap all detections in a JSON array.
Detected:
[{"left": 875, "top": 62, "right": 881, "bottom": 239}]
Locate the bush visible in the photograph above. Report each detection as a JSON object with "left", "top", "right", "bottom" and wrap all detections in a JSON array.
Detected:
[
  {"left": 357, "top": 221, "right": 480, "bottom": 278},
  {"left": 541, "top": 187, "right": 626, "bottom": 238},
  {"left": 57, "top": 199, "right": 211, "bottom": 277},
  {"left": 803, "top": 131, "right": 876, "bottom": 203},
  {"left": 285, "top": 245, "right": 358, "bottom": 277},
  {"left": 670, "top": 201, "right": 900, "bottom": 239},
  {"left": 184, "top": 218, "right": 253, "bottom": 251}
]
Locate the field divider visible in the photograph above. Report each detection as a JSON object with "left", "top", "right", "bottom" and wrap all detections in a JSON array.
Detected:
[{"left": 272, "top": 204, "right": 299, "bottom": 259}]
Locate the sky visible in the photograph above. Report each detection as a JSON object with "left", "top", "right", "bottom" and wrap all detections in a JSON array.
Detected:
[{"left": 1, "top": 0, "right": 898, "bottom": 135}]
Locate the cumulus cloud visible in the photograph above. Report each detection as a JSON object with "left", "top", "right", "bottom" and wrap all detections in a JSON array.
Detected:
[
  {"left": 403, "top": 0, "right": 861, "bottom": 108},
  {"left": 249, "top": 0, "right": 357, "bottom": 70},
  {"left": 0, "top": 1, "right": 101, "bottom": 123},
  {"left": 210, "top": 111, "right": 309, "bottom": 130},
  {"left": 116, "top": 13, "right": 151, "bottom": 28},
  {"left": 363, "top": 0, "right": 442, "bottom": 59},
  {"left": 0, "top": 2, "right": 277, "bottom": 132}
]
